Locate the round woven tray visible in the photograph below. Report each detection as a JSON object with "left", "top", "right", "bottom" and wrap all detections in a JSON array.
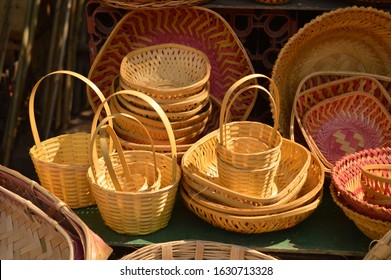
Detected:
[
  {"left": 88, "top": 6, "right": 256, "bottom": 133},
  {"left": 272, "top": 6, "right": 391, "bottom": 137}
]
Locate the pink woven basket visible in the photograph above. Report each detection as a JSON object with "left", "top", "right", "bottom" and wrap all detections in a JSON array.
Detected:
[{"left": 331, "top": 147, "right": 391, "bottom": 222}]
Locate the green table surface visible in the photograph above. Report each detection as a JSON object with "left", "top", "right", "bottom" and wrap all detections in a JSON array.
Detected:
[{"left": 75, "top": 178, "right": 373, "bottom": 259}]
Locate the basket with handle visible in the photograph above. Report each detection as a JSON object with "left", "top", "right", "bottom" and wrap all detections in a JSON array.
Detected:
[
  {"left": 0, "top": 164, "right": 112, "bottom": 260},
  {"left": 120, "top": 240, "right": 277, "bottom": 260},
  {"left": 87, "top": 90, "right": 181, "bottom": 235},
  {"left": 216, "top": 74, "right": 282, "bottom": 198},
  {"left": 361, "top": 164, "right": 391, "bottom": 206},
  {"left": 120, "top": 43, "right": 211, "bottom": 99},
  {"left": 364, "top": 228, "right": 391, "bottom": 260},
  {"left": 28, "top": 70, "right": 111, "bottom": 209}
]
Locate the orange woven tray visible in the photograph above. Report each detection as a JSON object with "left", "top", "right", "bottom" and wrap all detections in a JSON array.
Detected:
[
  {"left": 302, "top": 92, "right": 391, "bottom": 169},
  {"left": 88, "top": 7, "right": 256, "bottom": 133}
]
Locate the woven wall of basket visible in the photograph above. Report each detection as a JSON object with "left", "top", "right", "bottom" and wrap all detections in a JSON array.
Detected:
[
  {"left": 28, "top": 70, "right": 111, "bottom": 209},
  {"left": 87, "top": 91, "right": 181, "bottom": 235},
  {"left": 272, "top": 6, "right": 391, "bottom": 138},
  {"left": 216, "top": 74, "right": 282, "bottom": 199},
  {"left": 120, "top": 240, "right": 277, "bottom": 260},
  {"left": 0, "top": 164, "right": 112, "bottom": 260},
  {"left": 331, "top": 147, "right": 391, "bottom": 240}
]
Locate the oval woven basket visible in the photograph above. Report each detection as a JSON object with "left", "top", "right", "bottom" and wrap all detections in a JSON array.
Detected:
[
  {"left": 0, "top": 185, "right": 74, "bottom": 260},
  {"left": 29, "top": 70, "right": 111, "bottom": 209},
  {"left": 181, "top": 128, "right": 311, "bottom": 208},
  {"left": 331, "top": 147, "right": 391, "bottom": 222},
  {"left": 97, "top": 0, "right": 212, "bottom": 9},
  {"left": 87, "top": 6, "right": 256, "bottom": 133},
  {"left": 120, "top": 240, "right": 277, "bottom": 260},
  {"left": 291, "top": 74, "right": 391, "bottom": 151},
  {"left": 302, "top": 92, "right": 391, "bottom": 170},
  {"left": 330, "top": 183, "right": 391, "bottom": 241},
  {"left": 88, "top": 90, "right": 182, "bottom": 235},
  {"left": 120, "top": 43, "right": 211, "bottom": 98},
  {"left": 272, "top": 6, "right": 391, "bottom": 138},
  {"left": 0, "top": 165, "right": 112, "bottom": 260}
]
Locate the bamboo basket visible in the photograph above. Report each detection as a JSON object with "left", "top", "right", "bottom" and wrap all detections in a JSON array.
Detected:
[
  {"left": 216, "top": 74, "right": 282, "bottom": 198},
  {"left": 181, "top": 129, "right": 311, "bottom": 208},
  {"left": 182, "top": 151, "right": 323, "bottom": 216},
  {"left": 120, "top": 240, "right": 277, "bottom": 260},
  {"left": 28, "top": 70, "right": 111, "bottom": 209},
  {"left": 364, "top": 228, "right": 391, "bottom": 260},
  {"left": 331, "top": 147, "right": 391, "bottom": 222},
  {"left": 87, "top": 90, "right": 181, "bottom": 235},
  {"left": 361, "top": 164, "right": 391, "bottom": 206},
  {"left": 330, "top": 183, "right": 391, "bottom": 241},
  {"left": 97, "top": 0, "right": 212, "bottom": 9},
  {"left": 0, "top": 164, "right": 112, "bottom": 260},
  {"left": 272, "top": 6, "right": 391, "bottom": 138},
  {"left": 87, "top": 7, "right": 256, "bottom": 133},
  {"left": 291, "top": 74, "right": 391, "bottom": 151},
  {"left": 0, "top": 185, "right": 74, "bottom": 259},
  {"left": 120, "top": 43, "right": 211, "bottom": 98},
  {"left": 302, "top": 92, "right": 391, "bottom": 170}
]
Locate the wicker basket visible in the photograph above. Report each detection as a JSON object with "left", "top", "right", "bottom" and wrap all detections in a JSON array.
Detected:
[
  {"left": 0, "top": 164, "right": 112, "bottom": 260},
  {"left": 87, "top": 7, "right": 256, "bottom": 133},
  {"left": 120, "top": 43, "right": 211, "bottom": 98},
  {"left": 29, "top": 70, "right": 110, "bottom": 209},
  {"left": 302, "top": 92, "right": 391, "bottom": 170},
  {"left": 181, "top": 128, "right": 311, "bottom": 208},
  {"left": 361, "top": 164, "right": 391, "bottom": 206},
  {"left": 330, "top": 183, "right": 391, "bottom": 240},
  {"left": 97, "top": 0, "right": 212, "bottom": 9},
  {"left": 120, "top": 240, "right": 277, "bottom": 260},
  {"left": 88, "top": 91, "right": 182, "bottom": 235},
  {"left": 364, "top": 228, "right": 391, "bottom": 260},
  {"left": 291, "top": 74, "right": 391, "bottom": 148},
  {"left": 272, "top": 6, "right": 391, "bottom": 138},
  {"left": 216, "top": 74, "right": 282, "bottom": 198},
  {"left": 182, "top": 151, "right": 323, "bottom": 216},
  {"left": 331, "top": 147, "right": 391, "bottom": 222},
  {"left": 0, "top": 185, "right": 74, "bottom": 259}
]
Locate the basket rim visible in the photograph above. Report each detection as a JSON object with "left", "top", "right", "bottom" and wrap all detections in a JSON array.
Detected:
[{"left": 97, "top": 0, "right": 212, "bottom": 10}]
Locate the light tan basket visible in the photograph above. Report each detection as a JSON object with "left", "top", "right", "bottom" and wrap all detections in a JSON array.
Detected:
[
  {"left": 364, "top": 228, "right": 391, "bottom": 260},
  {"left": 0, "top": 185, "right": 74, "bottom": 259},
  {"left": 120, "top": 240, "right": 277, "bottom": 260},
  {"left": 216, "top": 74, "right": 282, "bottom": 198},
  {"left": 361, "top": 164, "right": 391, "bottom": 206},
  {"left": 87, "top": 90, "right": 181, "bottom": 235},
  {"left": 0, "top": 164, "right": 112, "bottom": 260},
  {"left": 120, "top": 43, "right": 211, "bottom": 98},
  {"left": 29, "top": 70, "right": 111, "bottom": 209}
]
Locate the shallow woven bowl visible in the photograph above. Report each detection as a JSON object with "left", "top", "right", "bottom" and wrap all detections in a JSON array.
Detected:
[
  {"left": 181, "top": 128, "right": 311, "bottom": 208},
  {"left": 120, "top": 240, "right": 277, "bottom": 260},
  {"left": 272, "top": 6, "right": 391, "bottom": 138},
  {"left": 302, "top": 92, "right": 391, "bottom": 170},
  {"left": 330, "top": 183, "right": 391, "bottom": 240},
  {"left": 331, "top": 147, "right": 391, "bottom": 222}
]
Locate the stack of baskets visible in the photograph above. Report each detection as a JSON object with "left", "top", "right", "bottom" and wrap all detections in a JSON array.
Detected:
[
  {"left": 331, "top": 147, "right": 391, "bottom": 240},
  {"left": 180, "top": 74, "right": 324, "bottom": 234},
  {"left": 110, "top": 43, "right": 212, "bottom": 159},
  {"left": 87, "top": 90, "right": 182, "bottom": 235}
]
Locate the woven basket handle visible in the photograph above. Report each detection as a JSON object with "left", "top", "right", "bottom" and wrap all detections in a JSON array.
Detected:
[
  {"left": 91, "top": 90, "right": 177, "bottom": 183},
  {"left": 29, "top": 70, "right": 111, "bottom": 148},
  {"left": 90, "top": 113, "right": 158, "bottom": 191},
  {"left": 219, "top": 73, "right": 280, "bottom": 146}
]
